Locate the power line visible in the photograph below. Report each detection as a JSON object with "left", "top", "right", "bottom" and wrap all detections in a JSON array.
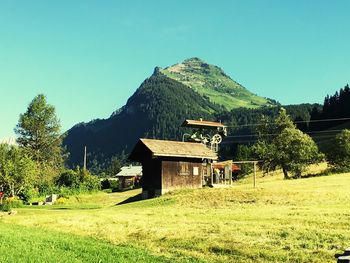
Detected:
[
  {"left": 225, "top": 117, "right": 350, "bottom": 128},
  {"left": 225, "top": 129, "right": 344, "bottom": 139},
  {"left": 221, "top": 134, "right": 338, "bottom": 144}
]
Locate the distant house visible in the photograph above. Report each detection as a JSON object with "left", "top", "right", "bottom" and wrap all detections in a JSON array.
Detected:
[
  {"left": 129, "top": 138, "right": 218, "bottom": 199},
  {"left": 116, "top": 165, "right": 142, "bottom": 189}
]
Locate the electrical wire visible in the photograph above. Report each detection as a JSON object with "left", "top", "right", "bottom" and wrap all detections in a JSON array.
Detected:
[
  {"left": 221, "top": 134, "right": 338, "bottom": 144},
  {"left": 225, "top": 117, "right": 350, "bottom": 128},
  {"left": 225, "top": 129, "right": 344, "bottom": 139}
]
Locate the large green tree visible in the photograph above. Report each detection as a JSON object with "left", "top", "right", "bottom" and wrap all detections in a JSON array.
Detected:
[
  {"left": 253, "top": 108, "right": 323, "bottom": 178},
  {"left": 274, "top": 128, "right": 323, "bottom": 178},
  {"left": 253, "top": 109, "right": 295, "bottom": 175},
  {"left": 15, "top": 94, "right": 64, "bottom": 174}
]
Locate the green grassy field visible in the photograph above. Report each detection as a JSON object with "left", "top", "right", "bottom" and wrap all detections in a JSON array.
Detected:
[{"left": 1, "top": 169, "right": 350, "bottom": 262}]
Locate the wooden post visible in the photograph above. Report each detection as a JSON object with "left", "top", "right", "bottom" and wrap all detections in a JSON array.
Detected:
[
  {"left": 210, "top": 163, "right": 213, "bottom": 186},
  {"left": 253, "top": 161, "right": 257, "bottom": 188},
  {"left": 83, "top": 146, "right": 87, "bottom": 170}
]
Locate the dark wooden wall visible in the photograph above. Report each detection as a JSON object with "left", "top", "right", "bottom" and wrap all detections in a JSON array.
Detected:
[
  {"left": 141, "top": 158, "right": 162, "bottom": 196},
  {"left": 161, "top": 159, "right": 202, "bottom": 191}
]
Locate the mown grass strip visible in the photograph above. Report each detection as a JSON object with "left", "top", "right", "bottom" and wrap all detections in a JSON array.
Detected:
[{"left": 0, "top": 223, "right": 174, "bottom": 263}]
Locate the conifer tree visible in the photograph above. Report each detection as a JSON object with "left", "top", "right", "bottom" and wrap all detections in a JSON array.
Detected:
[{"left": 15, "top": 94, "right": 64, "bottom": 172}]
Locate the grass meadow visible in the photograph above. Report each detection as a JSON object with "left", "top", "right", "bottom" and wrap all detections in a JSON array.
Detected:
[{"left": 1, "top": 167, "right": 350, "bottom": 262}]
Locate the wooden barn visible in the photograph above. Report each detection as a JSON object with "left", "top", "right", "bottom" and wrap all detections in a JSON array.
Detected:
[{"left": 129, "top": 138, "right": 218, "bottom": 199}]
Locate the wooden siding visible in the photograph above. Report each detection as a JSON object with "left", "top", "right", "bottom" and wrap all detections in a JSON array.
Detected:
[{"left": 161, "top": 160, "right": 202, "bottom": 192}]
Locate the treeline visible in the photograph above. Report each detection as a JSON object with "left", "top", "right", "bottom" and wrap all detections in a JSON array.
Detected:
[
  {"left": 310, "top": 84, "right": 350, "bottom": 131},
  {"left": 223, "top": 84, "right": 350, "bottom": 177},
  {"left": 217, "top": 104, "right": 321, "bottom": 160},
  {"left": 234, "top": 108, "right": 350, "bottom": 179}
]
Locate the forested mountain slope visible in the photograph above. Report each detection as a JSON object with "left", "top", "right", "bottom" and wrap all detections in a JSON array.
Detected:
[{"left": 64, "top": 71, "right": 219, "bottom": 167}]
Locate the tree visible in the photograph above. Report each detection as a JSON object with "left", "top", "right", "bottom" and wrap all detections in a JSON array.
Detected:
[
  {"left": 106, "top": 156, "right": 122, "bottom": 177},
  {"left": 253, "top": 108, "right": 323, "bottom": 178},
  {"left": 253, "top": 108, "right": 294, "bottom": 175},
  {"left": 274, "top": 128, "right": 323, "bottom": 178},
  {"left": 234, "top": 144, "right": 253, "bottom": 176},
  {"left": 327, "top": 129, "right": 350, "bottom": 170},
  {"left": 0, "top": 144, "right": 38, "bottom": 198},
  {"left": 15, "top": 94, "right": 64, "bottom": 170}
]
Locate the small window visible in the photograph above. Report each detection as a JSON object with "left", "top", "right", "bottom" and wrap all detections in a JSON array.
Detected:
[{"left": 179, "top": 162, "right": 190, "bottom": 175}]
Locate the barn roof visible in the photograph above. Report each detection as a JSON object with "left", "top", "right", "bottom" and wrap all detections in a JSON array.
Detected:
[
  {"left": 129, "top": 138, "right": 218, "bottom": 160},
  {"left": 116, "top": 165, "right": 142, "bottom": 177},
  {"left": 181, "top": 119, "right": 226, "bottom": 129}
]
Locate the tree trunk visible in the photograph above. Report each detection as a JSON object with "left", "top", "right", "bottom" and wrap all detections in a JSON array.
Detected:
[
  {"left": 11, "top": 183, "right": 15, "bottom": 197},
  {"left": 282, "top": 167, "right": 289, "bottom": 179}
]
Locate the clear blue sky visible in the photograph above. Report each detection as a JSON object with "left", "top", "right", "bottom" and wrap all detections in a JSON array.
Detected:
[{"left": 1, "top": 0, "right": 349, "bottom": 139}]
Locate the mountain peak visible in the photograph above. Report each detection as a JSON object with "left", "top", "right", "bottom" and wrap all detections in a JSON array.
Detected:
[
  {"left": 161, "top": 58, "right": 275, "bottom": 110},
  {"left": 153, "top": 66, "right": 162, "bottom": 75},
  {"left": 183, "top": 57, "right": 206, "bottom": 64}
]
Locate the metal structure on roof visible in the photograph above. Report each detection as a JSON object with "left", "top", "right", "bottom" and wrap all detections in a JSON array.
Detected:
[{"left": 181, "top": 118, "right": 227, "bottom": 152}]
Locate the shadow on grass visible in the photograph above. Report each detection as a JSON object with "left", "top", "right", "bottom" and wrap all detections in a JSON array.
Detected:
[
  {"left": 49, "top": 206, "right": 102, "bottom": 210},
  {"left": 116, "top": 193, "right": 142, "bottom": 206},
  {"left": 300, "top": 167, "right": 348, "bottom": 179},
  {"left": 301, "top": 172, "right": 331, "bottom": 179}
]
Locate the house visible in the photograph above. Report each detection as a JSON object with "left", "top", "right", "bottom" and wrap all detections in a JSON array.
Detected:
[
  {"left": 115, "top": 165, "right": 142, "bottom": 189},
  {"left": 129, "top": 138, "right": 218, "bottom": 199}
]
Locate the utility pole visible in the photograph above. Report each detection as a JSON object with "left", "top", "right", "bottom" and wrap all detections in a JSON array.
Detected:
[
  {"left": 83, "top": 146, "right": 87, "bottom": 170},
  {"left": 253, "top": 161, "right": 257, "bottom": 188}
]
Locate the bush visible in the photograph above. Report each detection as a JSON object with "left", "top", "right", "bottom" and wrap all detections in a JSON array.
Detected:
[
  {"left": 56, "top": 170, "right": 80, "bottom": 188},
  {"left": 110, "top": 180, "right": 119, "bottom": 191},
  {"left": 55, "top": 169, "right": 100, "bottom": 193},
  {"left": 0, "top": 198, "right": 23, "bottom": 212},
  {"left": 55, "top": 197, "right": 68, "bottom": 205},
  {"left": 81, "top": 172, "right": 101, "bottom": 191},
  {"left": 101, "top": 179, "right": 119, "bottom": 191},
  {"left": 101, "top": 179, "right": 111, "bottom": 190},
  {"left": 37, "top": 183, "right": 60, "bottom": 197},
  {"left": 18, "top": 187, "right": 39, "bottom": 204}
]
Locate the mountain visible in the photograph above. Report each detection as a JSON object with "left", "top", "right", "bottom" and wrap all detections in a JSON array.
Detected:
[
  {"left": 161, "top": 57, "right": 275, "bottom": 110},
  {"left": 64, "top": 70, "right": 220, "bottom": 167},
  {"left": 64, "top": 58, "right": 277, "bottom": 168}
]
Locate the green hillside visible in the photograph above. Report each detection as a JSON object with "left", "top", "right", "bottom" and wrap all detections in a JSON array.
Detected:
[
  {"left": 1, "top": 170, "right": 349, "bottom": 262},
  {"left": 161, "top": 57, "right": 275, "bottom": 110}
]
